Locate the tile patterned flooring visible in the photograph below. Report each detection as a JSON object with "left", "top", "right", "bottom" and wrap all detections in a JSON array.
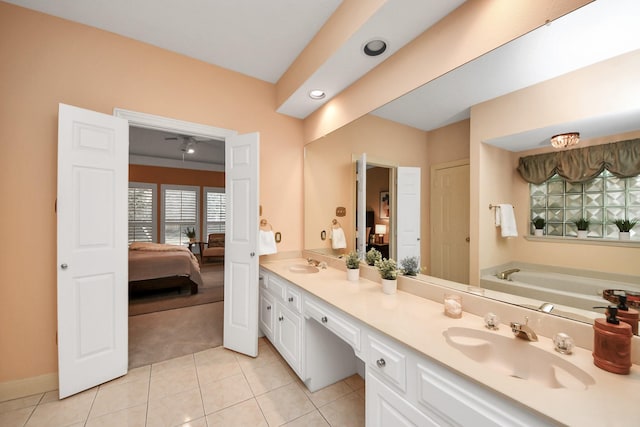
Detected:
[{"left": 0, "top": 338, "right": 365, "bottom": 427}]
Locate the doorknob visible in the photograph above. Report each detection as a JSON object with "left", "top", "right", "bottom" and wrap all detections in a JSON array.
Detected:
[
  {"left": 250, "top": 252, "right": 256, "bottom": 257},
  {"left": 60, "top": 263, "right": 68, "bottom": 269},
  {"left": 465, "top": 237, "right": 470, "bottom": 242}
]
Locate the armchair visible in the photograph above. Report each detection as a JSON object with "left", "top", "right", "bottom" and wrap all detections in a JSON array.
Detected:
[{"left": 199, "top": 233, "right": 225, "bottom": 264}]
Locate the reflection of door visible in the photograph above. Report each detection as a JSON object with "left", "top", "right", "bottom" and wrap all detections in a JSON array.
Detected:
[
  {"left": 223, "top": 133, "right": 260, "bottom": 357},
  {"left": 397, "top": 167, "right": 421, "bottom": 262},
  {"left": 57, "top": 104, "right": 129, "bottom": 398},
  {"left": 431, "top": 161, "right": 469, "bottom": 283},
  {"left": 356, "top": 153, "right": 367, "bottom": 258}
]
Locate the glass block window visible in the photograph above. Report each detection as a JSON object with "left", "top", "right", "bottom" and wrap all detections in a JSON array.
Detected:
[{"left": 530, "top": 170, "right": 640, "bottom": 239}]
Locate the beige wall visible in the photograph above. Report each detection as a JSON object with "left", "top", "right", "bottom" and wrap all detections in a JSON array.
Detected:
[
  {"left": 304, "top": 114, "right": 428, "bottom": 259},
  {"left": 469, "top": 50, "right": 640, "bottom": 284},
  {"left": 0, "top": 2, "right": 304, "bottom": 388}
]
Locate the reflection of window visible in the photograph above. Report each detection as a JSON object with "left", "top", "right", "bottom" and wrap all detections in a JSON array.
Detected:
[
  {"left": 204, "top": 187, "right": 225, "bottom": 235},
  {"left": 128, "top": 183, "right": 156, "bottom": 243},
  {"left": 161, "top": 185, "right": 199, "bottom": 245},
  {"left": 530, "top": 171, "right": 640, "bottom": 238}
]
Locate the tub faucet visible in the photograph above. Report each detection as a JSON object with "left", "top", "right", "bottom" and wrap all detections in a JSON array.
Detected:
[
  {"left": 538, "top": 302, "right": 554, "bottom": 313},
  {"left": 510, "top": 317, "right": 538, "bottom": 342},
  {"left": 497, "top": 268, "right": 520, "bottom": 280}
]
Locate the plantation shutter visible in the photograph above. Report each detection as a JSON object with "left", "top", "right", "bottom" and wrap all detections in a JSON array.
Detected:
[
  {"left": 163, "top": 186, "right": 198, "bottom": 244},
  {"left": 128, "top": 184, "right": 156, "bottom": 243},
  {"left": 205, "top": 188, "right": 226, "bottom": 235}
]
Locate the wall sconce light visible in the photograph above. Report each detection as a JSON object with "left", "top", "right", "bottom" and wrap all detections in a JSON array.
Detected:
[
  {"left": 550, "top": 132, "right": 580, "bottom": 148},
  {"left": 375, "top": 224, "right": 387, "bottom": 244}
]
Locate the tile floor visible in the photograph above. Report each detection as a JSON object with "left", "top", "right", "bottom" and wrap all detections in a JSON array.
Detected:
[{"left": 0, "top": 338, "right": 365, "bottom": 427}]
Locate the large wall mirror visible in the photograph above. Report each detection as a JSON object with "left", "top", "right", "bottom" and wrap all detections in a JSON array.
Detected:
[{"left": 304, "top": 1, "right": 640, "bottom": 327}]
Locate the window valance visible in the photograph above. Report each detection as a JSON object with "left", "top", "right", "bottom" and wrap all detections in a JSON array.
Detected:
[{"left": 517, "top": 139, "right": 640, "bottom": 184}]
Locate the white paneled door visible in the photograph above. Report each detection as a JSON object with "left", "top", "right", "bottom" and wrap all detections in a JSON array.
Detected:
[
  {"left": 396, "top": 167, "right": 421, "bottom": 263},
  {"left": 57, "top": 104, "right": 129, "bottom": 398},
  {"left": 223, "top": 133, "right": 260, "bottom": 357}
]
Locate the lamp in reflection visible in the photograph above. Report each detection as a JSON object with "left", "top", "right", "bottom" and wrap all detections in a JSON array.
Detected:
[
  {"left": 550, "top": 132, "right": 580, "bottom": 148},
  {"left": 375, "top": 224, "right": 386, "bottom": 244}
]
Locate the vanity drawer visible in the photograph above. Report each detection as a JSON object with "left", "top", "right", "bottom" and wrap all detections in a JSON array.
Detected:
[
  {"left": 367, "top": 335, "right": 406, "bottom": 392},
  {"left": 304, "top": 298, "right": 361, "bottom": 351},
  {"left": 285, "top": 286, "right": 302, "bottom": 313},
  {"left": 266, "top": 274, "right": 287, "bottom": 300}
]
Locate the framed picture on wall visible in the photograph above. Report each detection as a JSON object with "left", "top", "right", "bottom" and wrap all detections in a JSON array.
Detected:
[{"left": 380, "top": 191, "right": 389, "bottom": 219}]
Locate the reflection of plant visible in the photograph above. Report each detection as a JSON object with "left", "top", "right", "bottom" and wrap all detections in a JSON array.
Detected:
[
  {"left": 532, "top": 217, "right": 546, "bottom": 230},
  {"left": 573, "top": 218, "right": 589, "bottom": 231},
  {"left": 184, "top": 227, "right": 196, "bottom": 238},
  {"left": 375, "top": 258, "right": 398, "bottom": 280},
  {"left": 399, "top": 256, "right": 420, "bottom": 276},
  {"left": 613, "top": 219, "right": 638, "bottom": 232},
  {"left": 365, "top": 248, "right": 382, "bottom": 266},
  {"left": 345, "top": 251, "right": 360, "bottom": 269}
]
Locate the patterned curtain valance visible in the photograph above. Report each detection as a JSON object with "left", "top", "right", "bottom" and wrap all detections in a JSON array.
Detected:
[{"left": 517, "top": 139, "right": 640, "bottom": 184}]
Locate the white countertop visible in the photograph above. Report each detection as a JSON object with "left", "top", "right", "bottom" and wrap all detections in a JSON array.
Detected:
[{"left": 261, "top": 258, "right": 640, "bottom": 427}]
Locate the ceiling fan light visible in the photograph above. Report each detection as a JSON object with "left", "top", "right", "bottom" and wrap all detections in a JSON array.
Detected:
[{"left": 550, "top": 132, "right": 580, "bottom": 148}]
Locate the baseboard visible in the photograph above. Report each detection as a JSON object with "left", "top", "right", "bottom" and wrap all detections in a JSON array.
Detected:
[{"left": 0, "top": 373, "right": 58, "bottom": 402}]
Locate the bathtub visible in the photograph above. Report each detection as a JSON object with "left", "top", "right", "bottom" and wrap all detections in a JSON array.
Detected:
[{"left": 480, "top": 269, "right": 638, "bottom": 315}]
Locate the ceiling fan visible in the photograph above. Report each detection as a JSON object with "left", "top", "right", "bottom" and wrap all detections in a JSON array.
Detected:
[{"left": 164, "top": 134, "right": 197, "bottom": 155}]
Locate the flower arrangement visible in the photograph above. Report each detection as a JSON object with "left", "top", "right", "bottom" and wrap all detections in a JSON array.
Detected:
[
  {"left": 399, "top": 256, "right": 420, "bottom": 276},
  {"left": 613, "top": 219, "right": 638, "bottom": 232},
  {"left": 345, "top": 251, "right": 361, "bottom": 270},
  {"left": 365, "top": 248, "right": 382, "bottom": 266},
  {"left": 375, "top": 258, "right": 398, "bottom": 280}
]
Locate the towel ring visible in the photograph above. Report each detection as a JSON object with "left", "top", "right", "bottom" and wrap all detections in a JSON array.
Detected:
[
  {"left": 332, "top": 218, "right": 342, "bottom": 228},
  {"left": 260, "top": 219, "right": 273, "bottom": 231}
]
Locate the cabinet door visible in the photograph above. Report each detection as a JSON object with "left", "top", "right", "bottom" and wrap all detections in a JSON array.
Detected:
[
  {"left": 366, "top": 371, "right": 440, "bottom": 427},
  {"left": 259, "top": 291, "right": 275, "bottom": 340},
  {"left": 275, "top": 302, "right": 303, "bottom": 376}
]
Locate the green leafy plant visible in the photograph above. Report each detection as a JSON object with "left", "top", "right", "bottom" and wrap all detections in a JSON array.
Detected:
[
  {"left": 613, "top": 219, "right": 638, "bottom": 232},
  {"left": 573, "top": 218, "right": 589, "bottom": 231},
  {"left": 345, "top": 251, "right": 361, "bottom": 269},
  {"left": 399, "top": 256, "right": 420, "bottom": 276},
  {"left": 375, "top": 258, "right": 398, "bottom": 280},
  {"left": 365, "top": 248, "right": 382, "bottom": 266},
  {"left": 183, "top": 227, "right": 196, "bottom": 238},
  {"left": 532, "top": 217, "right": 546, "bottom": 230}
]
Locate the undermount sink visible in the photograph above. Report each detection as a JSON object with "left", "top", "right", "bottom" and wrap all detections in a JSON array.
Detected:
[
  {"left": 288, "top": 264, "right": 319, "bottom": 274},
  {"left": 443, "top": 327, "right": 595, "bottom": 391}
]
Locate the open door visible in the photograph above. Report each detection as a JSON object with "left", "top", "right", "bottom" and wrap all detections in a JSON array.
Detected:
[
  {"left": 356, "top": 153, "right": 367, "bottom": 258},
  {"left": 396, "top": 167, "right": 421, "bottom": 263},
  {"left": 57, "top": 103, "right": 129, "bottom": 398},
  {"left": 223, "top": 132, "right": 260, "bottom": 357}
]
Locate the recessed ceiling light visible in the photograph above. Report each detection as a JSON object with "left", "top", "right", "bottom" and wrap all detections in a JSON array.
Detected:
[
  {"left": 363, "top": 39, "right": 387, "bottom": 57},
  {"left": 309, "top": 90, "right": 326, "bottom": 100}
]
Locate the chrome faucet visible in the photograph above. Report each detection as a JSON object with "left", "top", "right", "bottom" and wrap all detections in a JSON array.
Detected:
[
  {"left": 496, "top": 268, "right": 520, "bottom": 280},
  {"left": 510, "top": 317, "right": 538, "bottom": 342},
  {"left": 307, "top": 258, "right": 320, "bottom": 267},
  {"left": 538, "top": 302, "right": 554, "bottom": 313}
]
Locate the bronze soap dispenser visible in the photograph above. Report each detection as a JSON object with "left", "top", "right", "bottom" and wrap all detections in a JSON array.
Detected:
[{"left": 593, "top": 305, "right": 632, "bottom": 375}]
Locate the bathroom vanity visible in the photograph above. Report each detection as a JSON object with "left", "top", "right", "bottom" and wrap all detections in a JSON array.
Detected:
[{"left": 259, "top": 257, "right": 640, "bottom": 426}]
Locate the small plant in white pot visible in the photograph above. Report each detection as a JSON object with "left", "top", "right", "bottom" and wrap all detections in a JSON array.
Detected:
[
  {"left": 375, "top": 258, "right": 398, "bottom": 294},
  {"left": 344, "top": 251, "right": 361, "bottom": 282},
  {"left": 399, "top": 256, "right": 421, "bottom": 276},
  {"left": 573, "top": 218, "right": 589, "bottom": 239},
  {"left": 613, "top": 219, "right": 637, "bottom": 240},
  {"left": 365, "top": 247, "right": 382, "bottom": 266},
  {"left": 532, "top": 217, "right": 545, "bottom": 236}
]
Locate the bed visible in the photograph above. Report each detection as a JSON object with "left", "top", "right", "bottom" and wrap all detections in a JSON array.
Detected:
[{"left": 128, "top": 242, "right": 203, "bottom": 296}]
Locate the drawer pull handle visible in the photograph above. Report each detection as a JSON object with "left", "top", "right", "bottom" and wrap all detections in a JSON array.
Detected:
[
  {"left": 288, "top": 297, "right": 294, "bottom": 302},
  {"left": 278, "top": 316, "right": 284, "bottom": 321},
  {"left": 321, "top": 316, "right": 328, "bottom": 323},
  {"left": 376, "top": 358, "right": 386, "bottom": 368},
  {"left": 266, "top": 305, "right": 271, "bottom": 311}
]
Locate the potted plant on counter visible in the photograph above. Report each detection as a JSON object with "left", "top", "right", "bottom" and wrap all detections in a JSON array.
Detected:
[
  {"left": 613, "top": 218, "right": 638, "bottom": 240},
  {"left": 375, "top": 258, "right": 398, "bottom": 294},
  {"left": 399, "top": 256, "right": 420, "bottom": 276},
  {"left": 532, "top": 217, "right": 545, "bottom": 236},
  {"left": 184, "top": 227, "right": 197, "bottom": 243},
  {"left": 573, "top": 218, "right": 589, "bottom": 239},
  {"left": 345, "top": 251, "right": 361, "bottom": 282},
  {"left": 365, "top": 247, "right": 382, "bottom": 266}
]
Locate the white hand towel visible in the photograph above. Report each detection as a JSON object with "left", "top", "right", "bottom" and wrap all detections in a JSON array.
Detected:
[
  {"left": 258, "top": 230, "right": 277, "bottom": 255},
  {"left": 496, "top": 204, "right": 518, "bottom": 238},
  {"left": 330, "top": 226, "right": 347, "bottom": 249}
]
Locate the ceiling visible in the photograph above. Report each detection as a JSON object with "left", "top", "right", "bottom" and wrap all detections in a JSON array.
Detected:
[{"left": 6, "top": 0, "right": 640, "bottom": 155}]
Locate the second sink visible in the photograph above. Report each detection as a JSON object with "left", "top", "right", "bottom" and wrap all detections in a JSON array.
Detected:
[
  {"left": 443, "top": 327, "right": 595, "bottom": 391},
  {"left": 288, "top": 264, "right": 319, "bottom": 274}
]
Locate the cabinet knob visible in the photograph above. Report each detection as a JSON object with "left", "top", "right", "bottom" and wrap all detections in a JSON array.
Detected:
[
  {"left": 376, "top": 358, "right": 386, "bottom": 368},
  {"left": 288, "top": 297, "right": 294, "bottom": 302},
  {"left": 278, "top": 316, "right": 284, "bottom": 321},
  {"left": 266, "top": 305, "right": 271, "bottom": 311},
  {"left": 321, "top": 316, "right": 328, "bottom": 323}
]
